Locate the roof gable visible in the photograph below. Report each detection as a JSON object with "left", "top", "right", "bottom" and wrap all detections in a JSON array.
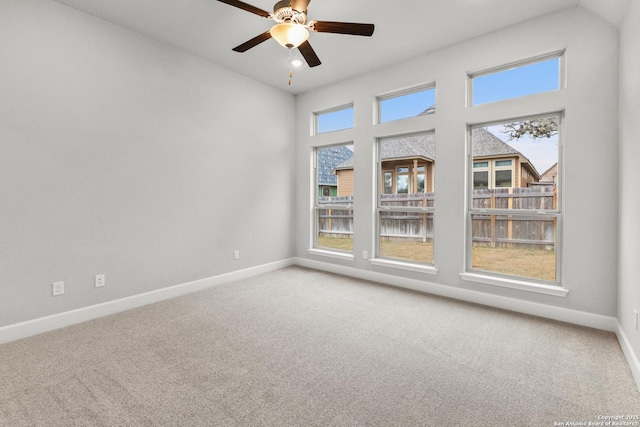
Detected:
[{"left": 472, "top": 128, "right": 521, "bottom": 158}]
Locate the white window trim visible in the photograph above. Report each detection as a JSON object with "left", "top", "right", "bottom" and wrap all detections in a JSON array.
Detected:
[
  {"left": 467, "top": 50, "right": 566, "bottom": 107},
  {"left": 312, "top": 144, "right": 355, "bottom": 257},
  {"left": 460, "top": 272, "right": 568, "bottom": 297},
  {"left": 371, "top": 257, "right": 438, "bottom": 275},
  {"left": 376, "top": 83, "right": 436, "bottom": 124},
  {"left": 466, "top": 114, "right": 564, "bottom": 289},
  {"left": 313, "top": 103, "right": 354, "bottom": 136},
  {"left": 376, "top": 132, "right": 436, "bottom": 268},
  {"left": 307, "top": 248, "right": 355, "bottom": 262}
]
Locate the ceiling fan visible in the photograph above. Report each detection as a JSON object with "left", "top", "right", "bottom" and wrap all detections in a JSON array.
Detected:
[{"left": 217, "top": 0, "right": 375, "bottom": 68}]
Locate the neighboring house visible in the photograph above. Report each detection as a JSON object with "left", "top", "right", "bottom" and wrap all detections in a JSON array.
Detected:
[
  {"left": 317, "top": 146, "right": 354, "bottom": 197},
  {"left": 539, "top": 162, "right": 558, "bottom": 184},
  {"left": 471, "top": 128, "right": 541, "bottom": 190},
  {"left": 334, "top": 133, "right": 435, "bottom": 196},
  {"left": 332, "top": 128, "right": 541, "bottom": 196}
]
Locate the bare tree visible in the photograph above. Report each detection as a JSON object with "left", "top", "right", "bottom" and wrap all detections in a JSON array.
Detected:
[{"left": 501, "top": 117, "right": 558, "bottom": 140}]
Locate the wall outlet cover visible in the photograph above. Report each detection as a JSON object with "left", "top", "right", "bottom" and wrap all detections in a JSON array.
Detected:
[{"left": 52, "top": 281, "right": 64, "bottom": 296}]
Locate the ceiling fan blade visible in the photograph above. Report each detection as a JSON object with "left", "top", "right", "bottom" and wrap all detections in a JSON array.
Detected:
[
  {"left": 289, "top": 0, "right": 310, "bottom": 13},
  {"left": 216, "top": 0, "right": 271, "bottom": 18},
  {"left": 298, "top": 40, "right": 321, "bottom": 67},
  {"left": 232, "top": 31, "right": 272, "bottom": 52},
  {"left": 311, "top": 21, "right": 375, "bottom": 37}
]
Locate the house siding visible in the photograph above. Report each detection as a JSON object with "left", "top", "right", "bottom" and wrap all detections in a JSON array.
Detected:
[{"left": 337, "top": 170, "right": 354, "bottom": 196}]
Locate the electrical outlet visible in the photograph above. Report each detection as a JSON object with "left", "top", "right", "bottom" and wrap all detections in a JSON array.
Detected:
[
  {"left": 363, "top": 250, "right": 368, "bottom": 259},
  {"left": 233, "top": 250, "right": 240, "bottom": 260},
  {"left": 52, "top": 281, "right": 64, "bottom": 296},
  {"left": 95, "top": 274, "right": 105, "bottom": 288}
]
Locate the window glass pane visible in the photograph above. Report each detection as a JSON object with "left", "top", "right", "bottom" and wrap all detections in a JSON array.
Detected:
[
  {"left": 379, "top": 87, "right": 436, "bottom": 123},
  {"left": 316, "top": 106, "right": 354, "bottom": 134},
  {"left": 379, "top": 212, "right": 434, "bottom": 263},
  {"left": 317, "top": 208, "right": 354, "bottom": 252},
  {"left": 471, "top": 56, "right": 560, "bottom": 106},
  {"left": 495, "top": 170, "right": 512, "bottom": 187},
  {"left": 378, "top": 132, "right": 435, "bottom": 265},
  {"left": 471, "top": 115, "right": 559, "bottom": 201},
  {"left": 471, "top": 214, "right": 556, "bottom": 282},
  {"left": 417, "top": 173, "right": 425, "bottom": 193},
  {"left": 383, "top": 172, "right": 393, "bottom": 194},
  {"left": 474, "top": 171, "right": 489, "bottom": 189},
  {"left": 469, "top": 114, "right": 560, "bottom": 283},
  {"left": 396, "top": 175, "right": 409, "bottom": 194},
  {"left": 315, "top": 144, "right": 354, "bottom": 252}
]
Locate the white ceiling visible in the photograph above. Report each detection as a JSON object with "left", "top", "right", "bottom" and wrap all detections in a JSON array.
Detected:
[{"left": 52, "top": 0, "right": 630, "bottom": 95}]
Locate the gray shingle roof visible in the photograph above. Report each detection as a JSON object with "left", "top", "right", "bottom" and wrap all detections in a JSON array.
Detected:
[
  {"left": 472, "top": 128, "right": 522, "bottom": 158},
  {"left": 334, "top": 134, "right": 436, "bottom": 171},
  {"left": 379, "top": 133, "right": 436, "bottom": 162},
  {"left": 317, "top": 146, "right": 353, "bottom": 185},
  {"left": 331, "top": 128, "right": 537, "bottom": 175}
]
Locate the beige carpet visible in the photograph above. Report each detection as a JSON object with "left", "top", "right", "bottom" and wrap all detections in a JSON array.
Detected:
[{"left": 1, "top": 266, "right": 638, "bottom": 426}]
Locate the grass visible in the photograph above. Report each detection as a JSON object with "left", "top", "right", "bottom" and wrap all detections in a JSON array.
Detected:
[
  {"left": 379, "top": 240, "right": 434, "bottom": 264},
  {"left": 317, "top": 236, "right": 556, "bottom": 282},
  {"left": 471, "top": 245, "right": 556, "bottom": 282}
]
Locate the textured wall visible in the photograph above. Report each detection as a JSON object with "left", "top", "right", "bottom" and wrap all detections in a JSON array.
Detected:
[{"left": 0, "top": 0, "right": 296, "bottom": 327}]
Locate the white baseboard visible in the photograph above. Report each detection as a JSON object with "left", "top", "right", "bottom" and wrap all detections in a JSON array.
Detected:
[
  {"left": 4, "top": 256, "right": 636, "bottom": 392},
  {"left": 617, "top": 323, "right": 640, "bottom": 391},
  {"left": 0, "top": 258, "right": 296, "bottom": 345},
  {"left": 295, "top": 257, "right": 618, "bottom": 332}
]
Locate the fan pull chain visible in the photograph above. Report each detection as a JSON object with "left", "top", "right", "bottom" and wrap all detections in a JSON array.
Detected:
[{"left": 288, "top": 49, "right": 293, "bottom": 86}]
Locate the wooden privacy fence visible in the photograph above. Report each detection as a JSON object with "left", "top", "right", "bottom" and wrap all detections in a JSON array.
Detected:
[
  {"left": 317, "top": 196, "right": 354, "bottom": 238},
  {"left": 318, "top": 186, "right": 557, "bottom": 249},
  {"left": 472, "top": 186, "right": 557, "bottom": 249}
]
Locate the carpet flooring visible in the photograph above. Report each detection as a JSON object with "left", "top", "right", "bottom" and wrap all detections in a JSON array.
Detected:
[{"left": 1, "top": 266, "right": 638, "bottom": 426}]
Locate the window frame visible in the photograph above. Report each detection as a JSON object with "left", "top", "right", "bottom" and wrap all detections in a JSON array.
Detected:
[
  {"left": 376, "top": 83, "right": 436, "bottom": 124},
  {"left": 313, "top": 104, "right": 354, "bottom": 135},
  {"left": 374, "top": 132, "right": 437, "bottom": 270},
  {"left": 464, "top": 113, "right": 564, "bottom": 290},
  {"left": 310, "top": 143, "right": 355, "bottom": 260},
  {"left": 467, "top": 51, "right": 565, "bottom": 107}
]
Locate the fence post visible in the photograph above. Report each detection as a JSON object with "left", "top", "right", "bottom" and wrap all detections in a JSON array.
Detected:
[
  {"left": 490, "top": 192, "right": 496, "bottom": 247},
  {"left": 507, "top": 188, "right": 513, "bottom": 248},
  {"left": 423, "top": 192, "right": 427, "bottom": 243}
]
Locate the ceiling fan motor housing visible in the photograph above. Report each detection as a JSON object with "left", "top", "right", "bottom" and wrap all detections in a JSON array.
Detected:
[{"left": 273, "top": 0, "right": 307, "bottom": 25}]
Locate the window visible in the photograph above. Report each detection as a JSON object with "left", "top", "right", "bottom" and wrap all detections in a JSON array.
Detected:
[
  {"left": 377, "top": 132, "right": 435, "bottom": 265},
  {"left": 468, "top": 114, "right": 561, "bottom": 283},
  {"left": 494, "top": 170, "right": 512, "bottom": 188},
  {"left": 382, "top": 171, "right": 393, "bottom": 194},
  {"left": 396, "top": 167, "right": 409, "bottom": 194},
  {"left": 469, "top": 54, "right": 562, "bottom": 106},
  {"left": 315, "top": 105, "right": 354, "bottom": 134},
  {"left": 314, "top": 144, "right": 354, "bottom": 252},
  {"left": 378, "top": 85, "right": 436, "bottom": 123},
  {"left": 473, "top": 162, "right": 490, "bottom": 189}
]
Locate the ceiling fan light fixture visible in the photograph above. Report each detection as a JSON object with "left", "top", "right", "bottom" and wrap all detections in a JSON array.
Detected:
[{"left": 270, "top": 23, "right": 309, "bottom": 49}]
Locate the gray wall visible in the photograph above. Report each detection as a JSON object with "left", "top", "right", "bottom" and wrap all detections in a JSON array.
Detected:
[
  {"left": 619, "top": 0, "right": 640, "bottom": 367},
  {"left": 0, "top": 0, "right": 296, "bottom": 327},
  {"left": 295, "top": 7, "right": 620, "bottom": 317}
]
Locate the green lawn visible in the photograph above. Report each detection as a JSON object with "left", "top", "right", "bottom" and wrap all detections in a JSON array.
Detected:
[{"left": 317, "top": 236, "right": 555, "bottom": 282}]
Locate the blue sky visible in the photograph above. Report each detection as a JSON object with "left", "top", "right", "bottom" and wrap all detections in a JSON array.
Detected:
[{"left": 473, "top": 57, "right": 559, "bottom": 105}]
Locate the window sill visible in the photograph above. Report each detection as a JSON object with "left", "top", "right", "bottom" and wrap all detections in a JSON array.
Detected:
[
  {"left": 370, "top": 258, "right": 438, "bottom": 275},
  {"left": 460, "top": 272, "right": 568, "bottom": 297},
  {"left": 307, "top": 248, "right": 355, "bottom": 262}
]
